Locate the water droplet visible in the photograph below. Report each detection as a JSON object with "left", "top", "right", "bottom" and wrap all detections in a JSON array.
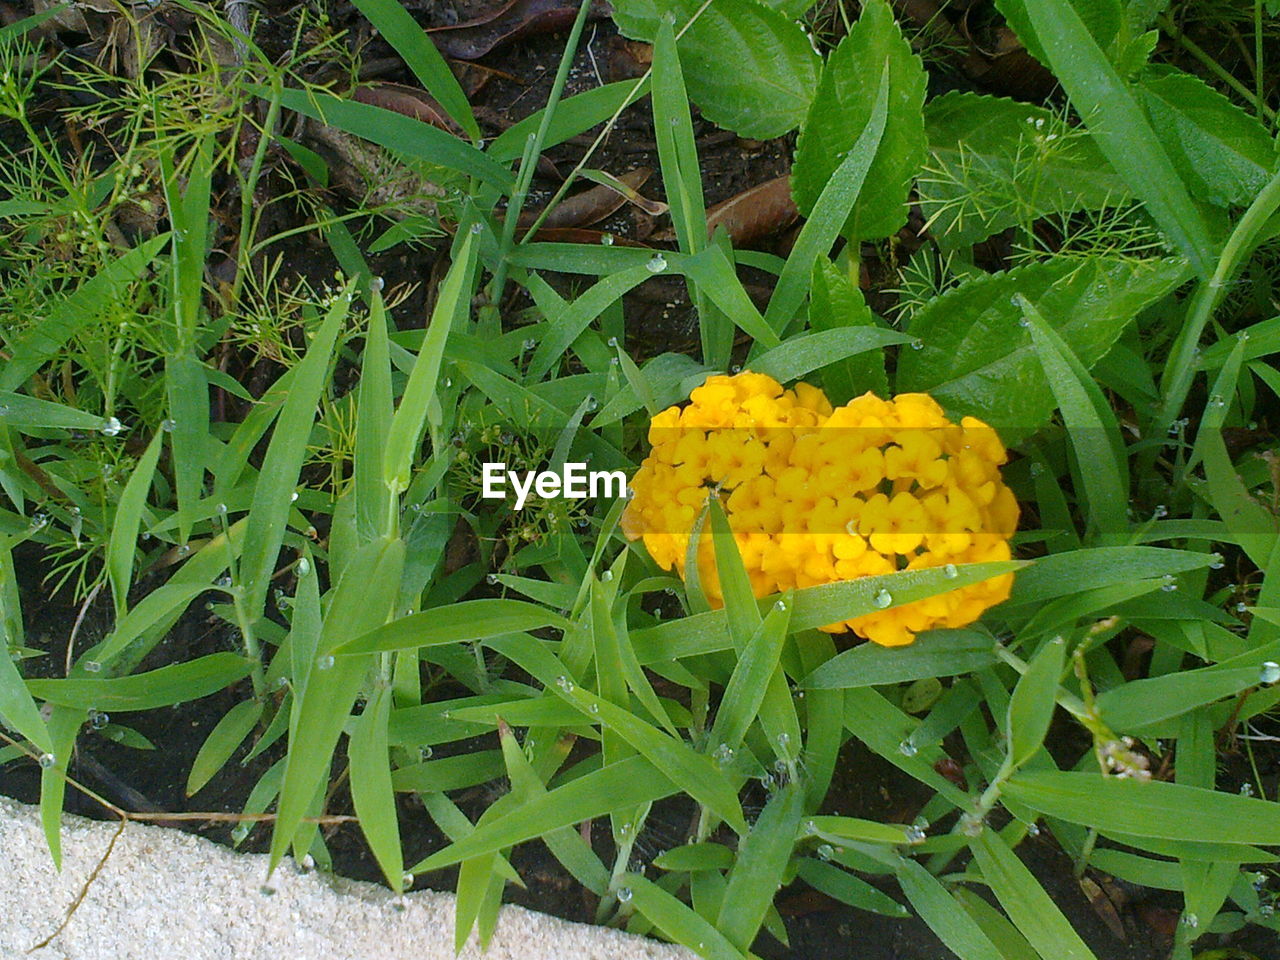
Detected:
[
  {"left": 712, "top": 743, "right": 735, "bottom": 766},
  {"left": 297, "top": 557, "right": 311, "bottom": 577},
  {"left": 1152, "top": 504, "right": 1168, "bottom": 519},
  {"left": 418, "top": 745, "right": 434, "bottom": 760},
  {"left": 600, "top": 233, "right": 614, "bottom": 245},
  {"left": 873, "top": 589, "right": 893, "bottom": 609},
  {"left": 959, "top": 813, "right": 984, "bottom": 837},
  {"left": 99, "top": 416, "right": 123, "bottom": 437},
  {"left": 486, "top": 573, "right": 499, "bottom": 585},
  {"left": 444, "top": 377, "right": 453, "bottom": 388},
  {"left": 1260, "top": 661, "right": 1280, "bottom": 685},
  {"left": 942, "top": 563, "right": 958, "bottom": 579},
  {"left": 1237, "top": 601, "right": 1249, "bottom": 612},
  {"left": 816, "top": 844, "right": 835, "bottom": 861},
  {"left": 910, "top": 338, "right": 924, "bottom": 350},
  {"left": 607, "top": 336, "right": 619, "bottom": 347},
  {"left": 176, "top": 544, "right": 191, "bottom": 556},
  {"left": 1240, "top": 781, "right": 1255, "bottom": 796},
  {"left": 522, "top": 339, "right": 536, "bottom": 351},
  {"left": 290, "top": 491, "right": 299, "bottom": 502},
  {"left": 1026, "top": 822, "right": 1040, "bottom": 836},
  {"left": 1029, "top": 461, "right": 1044, "bottom": 477},
  {"left": 617, "top": 886, "right": 633, "bottom": 903},
  {"left": 588, "top": 703, "right": 600, "bottom": 714},
  {"left": 402, "top": 871, "right": 414, "bottom": 888},
  {"left": 1018, "top": 317, "right": 1031, "bottom": 329},
  {"left": 1182, "top": 913, "right": 1198, "bottom": 928},
  {"left": 231, "top": 824, "right": 250, "bottom": 843},
  {"left": 1209, "top": 554, "right": 1224, "bottom": 570},
  {"left": 774, "top": 599, "right": 786, "bottom": 611},
  {"left": 645, "top": 254, "right": 667, "bottom": 273},
  {"left": 89, "top": 710, "right": 109, "bottom": 729},
  {"left": 904, "top": 825, "right": 926, "bottom": 843},
  {"left": 84, "top": 660, "right": 101, "bottom": 673},
  {"left": 898, "top": 740, "right": 918, "bottom": 757},
  {"left": 844, "top": 520, "right": 859, "bottom": 536},
  {"left": 38, "top": 753, "right": 56, "bottom": 768},
  {"left": 469, "top": 222, "right": 483, "bottom": 235},
  {"left": 600, "top": 569, "right": 613, "bottom": 582},
  {"left": 555, "top": 675, "right": 575, "bottom": 692},
  {"left": 776, "top": 732, "right": 791, "bottom": 753},
  {"left": 1160, "top": 575, "right": 1178, "bottom": 592},
  {"left": 370, "top": 276, "right": 385, "bottom": 292},
  {"left": 317, "top": 655, "right": 335, "bottom": 671}
]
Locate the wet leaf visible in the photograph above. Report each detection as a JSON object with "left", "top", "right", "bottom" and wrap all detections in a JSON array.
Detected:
[{"left": 429, "top": 0, "right": 611, "bottom": 60}]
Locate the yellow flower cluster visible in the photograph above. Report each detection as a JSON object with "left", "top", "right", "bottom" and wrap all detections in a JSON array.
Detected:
[{"left": 621, "top": 372, "right": 1018, "bottom": 646}]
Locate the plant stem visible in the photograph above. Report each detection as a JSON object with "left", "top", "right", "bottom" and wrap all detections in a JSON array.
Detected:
[{"left": 1158, "top": 14, "right": 1276, "bottom": 122}]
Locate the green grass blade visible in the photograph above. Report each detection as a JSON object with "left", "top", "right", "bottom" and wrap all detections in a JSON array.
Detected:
[
  {"left": 26, "top": 653, "right": 254, "bottom": 711},
  {"left": 896, "top": 859, "right": 1005, "bottom": 960},
  {"left": 240, "top": 283, "right": 352, "bottom": 623},
  {"left": 348, "top": 0, "right": 479, "bottom": 140},
  {"left": 107, "top": 430, "right": 163, "bottom": 618},
  {"left": 1006, "top": 635, "right": 1066, "bottom": 768},
  {"left": 624, "top": 873, "right": 747, "bottom": 960},
  {"left": 1004, "top": 770, "right": 1280, "bottom": 845},
  {"left": 355, "top": 290, "right": 394, "bottom": 542},
  {"left": 185, "top": 697, "right": 263, "bottom": 796},
  {"left": 383, "top": 231, "right": 475, "bottom": 494},
  {"left": 970, "top": 829, "right": 1099, "bottom": 960},
  {"left": 765, "top": 61, "right": 888, "bottom": 332},
  {"left": 331, "top": 600, "right": 566, "bottom": 656},
  {"left": 349, "top": 683, "right": 404, "bottom": 891},
  {"left": 717, "top": 782, "right": 803, "bottom": 950}
]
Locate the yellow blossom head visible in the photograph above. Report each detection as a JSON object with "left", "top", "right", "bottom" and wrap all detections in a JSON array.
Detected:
[{"left": 622, "top": 373, "right": 1018, "bottom": 647}]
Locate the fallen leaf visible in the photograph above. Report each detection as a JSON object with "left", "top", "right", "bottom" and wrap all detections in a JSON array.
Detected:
[
  {"left": 704, "top": 175, "right": 798, "bottom": 247},
  {"left": 519, "top": 168, "right": 659, "bottom": 229},
  {"left": 352, "top": 83, "right": 462, "bottom": 135},
  {"left": 428, "top": 0, "right": 612, "bottom": 60}
]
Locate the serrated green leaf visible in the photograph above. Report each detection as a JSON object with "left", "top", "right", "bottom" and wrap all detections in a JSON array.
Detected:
[
  {"left": 897, "top": 256, "right": 1191, "bottom": 437},
  {"left": 1137, "top": 66, "right": 1276, "bottom": 208},
  {"left": 611, "top": 0, "right": 819, "bottom": 139},
  {"left": 790, "top": 0, "right": 926, "bottom": 240}
]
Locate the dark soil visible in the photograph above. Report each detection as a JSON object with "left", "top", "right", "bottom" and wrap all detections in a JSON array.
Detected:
[{"left": 4, "top": 2, "right": 1280, "bottom": 959}]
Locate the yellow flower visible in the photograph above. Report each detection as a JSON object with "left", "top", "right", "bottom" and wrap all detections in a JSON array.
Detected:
[{"left": 621, "top": 372, "right": 1019, "bottom": 646}]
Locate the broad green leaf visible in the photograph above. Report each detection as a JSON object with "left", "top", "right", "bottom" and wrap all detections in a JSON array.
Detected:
[
  {"left": 920, "top": 91, "right": 1132, "bottom": 249},
  {"left": 611, "top": 0, "right": 819, "bottom": 139},
  {"left": 1005, "top": 771, "right": 1280, "bottom": 845},
  {"left": 349, "top": 684, "right": 403, "bottom": 891},
  {"left": 1138, "top": 66, "right": 1276, "bottom": 208},
  {"left": 897, "top": 256, "right": 1191, "bottom": 437},
  {"left": 27, "top": 654, "right": 254, "bottom": 711},
  {"left": 1006, "top": 635, "right": 1066, "bottom": 768},
  {"left": 790, "top": 0, "right": 926, "bottom": 241},
  {"left": 186, "top": 698, "right": 262, "bottom": 796},
  {"left": 0, "top": 235, "right": 169, "bottom": 392},
  {"left": 994, "top": 0, "right": 1214, "bottom": 276},
  {"left": 970, "top": 829, "right": 1099, "bottom": 960},
  {"left": 653, "top": 842, "right": 735, "bottom": 872}
]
